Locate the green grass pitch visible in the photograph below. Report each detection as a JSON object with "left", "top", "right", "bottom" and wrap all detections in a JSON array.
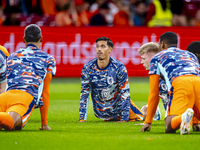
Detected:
[{"left": 1, "top": 77, "right": 200, "bottom": 150}]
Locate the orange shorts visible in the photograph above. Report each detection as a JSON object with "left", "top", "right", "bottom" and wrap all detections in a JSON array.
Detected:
[
  {"left": 167, "top": 75, "right": 200, "bottom": 119},
  {"left": 129, "top": 100, "right": 144, "bottom": 121},
  {"left": 0, "top": 90, "right": 35, "bottom": 128}
]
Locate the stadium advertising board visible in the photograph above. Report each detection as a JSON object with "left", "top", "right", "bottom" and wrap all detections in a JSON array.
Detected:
[{"left": 0, "top": 27, "right": 199, "bottom": 77}]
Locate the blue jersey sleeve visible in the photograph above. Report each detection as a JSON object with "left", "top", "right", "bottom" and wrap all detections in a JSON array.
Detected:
[{"left": 79, "top": 64, "right": 90, "bottom": 121}]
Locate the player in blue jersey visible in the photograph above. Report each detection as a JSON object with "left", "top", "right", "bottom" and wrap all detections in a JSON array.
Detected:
[
  {"left": 140, "top": 32, "right": 200, "bottom": 134},
  {"left": 79, "top": 37, "right": 144, "bottom": 122},
  {"left": 187, "top": 41, "right": 200, "bottom": 131},
  {"left": 0, "top": 24, "right": 56, "bottom": 130},
  {"left": 138, "top": 42, "right": 169, "bottom": 121}
]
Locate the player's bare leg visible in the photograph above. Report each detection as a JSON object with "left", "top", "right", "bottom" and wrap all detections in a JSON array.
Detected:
[
  {"left": 192, "top": 114, "right": 200, "bottom": 131},
  {"left": 8, "top": 111, "right": 22, "bottom": 130},
  {"left": 193, "top": 124, "right": 200, "bottom": 131},
  {"left": 141, "top": 105, "right": 161, "bottom": 121},
  {"left": 141, "top": 105, "right": 147, "bottom": 121},
  {"left": 165, "top": 115, "right": 177, "bottom": 133}
]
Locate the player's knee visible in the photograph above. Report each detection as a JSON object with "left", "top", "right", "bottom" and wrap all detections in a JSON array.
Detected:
[
  {"left": 165, "top": 126, "right": 176, "bottom": 133},
  {"left": 165, "top": 116, "right": 176, "bottom": 133},
  {"left": 8, "top": 111, "right": 22, "bottom": 130},
  {"left": 141, "top": 105, "right": 148, "bottom": 116},
  {"left": 141, "top": 105, "right": 148, "bottom": 121}
]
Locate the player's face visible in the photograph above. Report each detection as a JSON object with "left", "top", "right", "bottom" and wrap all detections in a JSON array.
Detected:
[
  {"left": 96, "top": 41, "right": 112, "bottom": 60},
  {"left": 140, "top": 52, "right": 156, "bottom": 70}
]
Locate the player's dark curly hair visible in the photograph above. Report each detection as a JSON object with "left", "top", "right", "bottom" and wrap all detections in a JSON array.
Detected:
[
  {"left": 96, "top": 37, "right": 113, "bottom": 48},
  {"left": 187, "top": 41, "right": 200, "bottom": 54},
  {"left": 160, "top": 31, "right": 178, "bottom": 46},
  {"left": 187, "top": 41, "right": 200, "bottom": 63},
  {"left": 24, "top": 24, "right": 42, "bottom": 42}
]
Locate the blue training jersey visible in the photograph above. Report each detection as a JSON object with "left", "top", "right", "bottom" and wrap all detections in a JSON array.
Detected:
[
  {"left": 6, "top": 44, "right": 56, "bottom": 107},
  {"left": 0, "top": 50, "right": 7, "bottom": 83},
  {"left": 149, "top": 47, "right": 199, "bottom": 91},
  {"left": 79, "top": 57, "right": 131, "bottom": 122}
]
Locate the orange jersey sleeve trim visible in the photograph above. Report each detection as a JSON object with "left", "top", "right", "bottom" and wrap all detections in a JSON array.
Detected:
[
  {"left": 40, "top": 72, "right": 52, "bottom": 125},
  {"left": 144, "top": 74, "right": 160, "bottom": 124}
]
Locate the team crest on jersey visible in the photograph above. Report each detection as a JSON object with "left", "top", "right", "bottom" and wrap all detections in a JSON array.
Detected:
[
  {"left": 161, "top": 83, "right": 167, "bottom": 91},
  {"left": 107, "top": 76, "right": 114, "bottom": 85},
  {"left": 101, "top": 89, "right": 110, "bottom": 100}
]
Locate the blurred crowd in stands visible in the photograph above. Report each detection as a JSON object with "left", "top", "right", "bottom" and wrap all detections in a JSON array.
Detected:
[{"left": 0, "top": 0, "right": 200, "bottom": 27}]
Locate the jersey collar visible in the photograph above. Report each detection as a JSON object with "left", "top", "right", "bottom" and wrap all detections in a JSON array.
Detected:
[{"left": 26, "top": 44, "right": 39, "bottom": 50}]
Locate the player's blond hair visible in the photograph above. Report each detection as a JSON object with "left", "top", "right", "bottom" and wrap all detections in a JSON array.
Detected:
[{"left": 138, "top": 42, "right": 159, "bottom": 55}]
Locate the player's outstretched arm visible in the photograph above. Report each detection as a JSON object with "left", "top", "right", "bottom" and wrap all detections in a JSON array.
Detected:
[
  {"left": 40, "top": 73, "right": 52, "bottom": 130},
  {"left": 118, "top": 65, "right": 130, "bottom": 122},
  {"left": 79, "top": 65, "right": 90, "bottom": 122},
  {"left": 142, "top": 75, "right": 160, "bottom": 131},
  {"left": 140, "top": 123, "right": 151, "bottom": 132}
]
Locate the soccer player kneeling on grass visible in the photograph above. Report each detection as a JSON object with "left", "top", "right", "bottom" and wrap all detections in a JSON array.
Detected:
[
  {"left": 187, "top": 41, "right": 200, "bottom": 132},
  {"left": 79, "top": 37, "right": 144, "bottom": 122},
  {"left": 0, "top": 24, "right": 56, "bottom": 131},
  {"left": 140, "top": 32, "right": 200, "bottom": 134},
  {"left": 138, "top": 42, "right": 169, "bottom": 121}
]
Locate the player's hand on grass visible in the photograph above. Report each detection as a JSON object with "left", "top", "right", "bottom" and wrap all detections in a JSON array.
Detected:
[
  {"left": 79, "top": 119, "right": 86, "bottom": 122},
  {"left": 140, "top": 123, "right": 151, "bottom": 132},
  {"left": 40, "top": 124, "right": 51, "bottom": 130}
]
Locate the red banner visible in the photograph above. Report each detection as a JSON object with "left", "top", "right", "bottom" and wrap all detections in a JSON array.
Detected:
[{"left": 0, "top": 26, "right": 199, "bottom": 77}]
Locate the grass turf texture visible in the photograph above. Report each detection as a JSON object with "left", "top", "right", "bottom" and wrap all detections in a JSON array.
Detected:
[{"left": 1, "top": 77, "right": 200, "bottom": 150}]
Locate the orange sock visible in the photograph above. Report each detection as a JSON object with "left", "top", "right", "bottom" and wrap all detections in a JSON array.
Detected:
[
  {"left": 0, "top": 112, "right": 14, "bottom": 130},
  {"left": 171, "top": 115, "right": 182, "bottom": 130}
]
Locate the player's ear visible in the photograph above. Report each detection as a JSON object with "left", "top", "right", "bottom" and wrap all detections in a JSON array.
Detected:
[
  {"left": 161, "top": 41, "right": 165, "bottom": 48},
  {"left": 23, "top": 37, "right": 27, "bottom": 44},
  {"left": 161, "top": 41, "right": 167, "bottom": 49},
  {"left": 195, "top": 53, "right": 200, "bottom": 62},
  {"left": 109, "top": 47, "right": 112, "bottom": 53},
  {"left": 39, "top": 37, "right": 42, "bottom": 43}
]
